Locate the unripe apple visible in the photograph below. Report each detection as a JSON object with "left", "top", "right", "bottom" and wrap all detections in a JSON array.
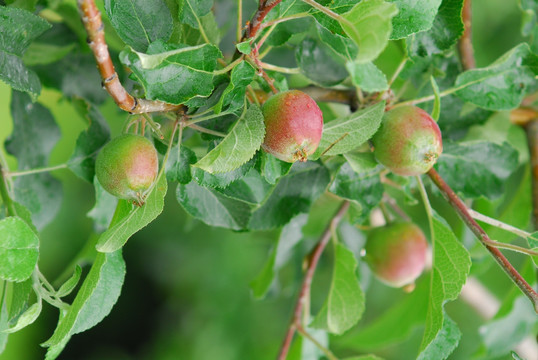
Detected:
[
  {"left": 364, "top": 222, "right": 428, "bottom": 288},
  {"left": 372, "top": 106, "right": 442, "bottom": 176},
  {"left": 95, "top": 134, "right": 159, "bottom": 204},
  {"left": 261, "top": 90, "right": 323, "bottom": 163}
]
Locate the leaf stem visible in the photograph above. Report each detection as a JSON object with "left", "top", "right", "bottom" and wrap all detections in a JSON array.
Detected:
[
  {"left": 213, "top": 56, "right": 244, "bottom": 75},
  {"left": 0, "top": 164, "right": 16, "bottom": 216},
  {"left": 259, "top": 62, "right": 301, "bottom": 74},
  {"left": 8, "top": 163, "right": 68, "bottom": 177},
  {"left": 296, "top": 325, "right": 339, "bottom": 360},
  {"left": 390, "top": 82, "right": 470, "bottom": 109},
  {"left": 467, "top": 209, "right": 531, "bottom": 239},
  {"left": 236, "top": 0, "right": 243, "bottom": 42},
  {"left": 259, "top": 12, "right": 310, "bottom": 31},
  {"left": 277, "top": 201, "right": 350, "bottom": 360},
  {"left": 185, "top": 124, "right": 226, "bottom": 137},
  {"left": 427, "top": 168, "right": 538, "bottom": 313}
]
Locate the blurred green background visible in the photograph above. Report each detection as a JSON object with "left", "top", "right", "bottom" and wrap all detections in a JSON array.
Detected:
[{"left": 0, "top": 0, "right": 536, "bottom": 359}]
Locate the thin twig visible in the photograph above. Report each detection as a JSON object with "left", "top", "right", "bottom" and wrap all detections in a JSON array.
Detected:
[
  {"left": 458, "top": 0, "right": 476, "bottom": 70},
  {"left": 427, "top": 168, "right": 538, "bottom": 313},
  {"left": 277, "top": 201, "right": 350, "bottom": 360},
  {"left": 77, "top": 0, "right": 182, "bottom": 114},
  {"left": 527, "top": 120, "right": 538, "bottom": 228},
  {"left": 242, "top": 0, "right": 284, "bottom": 40}
]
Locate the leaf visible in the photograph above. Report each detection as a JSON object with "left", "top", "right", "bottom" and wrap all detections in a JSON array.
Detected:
[
  {"left": 311, "top": 243, "right": 365, "bottom": 334},
  {"left": 261, "top": 152, "right": 293, "bottom": 185},
  {"left": 389, "top": 0, "right": 442, "bottom": 40},
  {"left": 96, "top": 174, "right": 168, "bottom": 252},
  {"left": 214, "top": 168, "right": 273, "bottom": 205},
  {"left": 312, "top": 101, "right": 385, "bottom": 158},
  {"left": 408, "top": 0, "right": 464, "bottom": 57},
  {"left": 120, "top": 40, "right": 221, "bottom": 104},
  {"left": 178, "top": 0, "right": 213, "bottom": 29},
  {"left": 329, "top": 154, "right": 384, "bottom": 223},
  {"left": 250, "top": 214, "right": 308, "bottom": 299},
  {"left": 249, "top": 162, "right": 330, "bottom": 230},
  {"left": 339, "top": 279, "right": 429, "bottom": 350},
  {"left": 430, "top": 76, "right": 441, "bottom": 121},
  {"left": 195, "top": 105, "right": 265, "bottom": 174},
  {"left": 343, "top": 356, "right": 384, "bottom": 360},
  {"left": 435, "top": 141, "right": 519, "bottom": 199},
  {"left": 0, "top": 217, "right": 39, "bottom": 282},
  {"left": 166, "top": 145, "right": 198, "bottom": 184},
  {"left": 56, "top": 265, "right": 82, "bottom": 298},
  {"left": 317, "top": 23, "right": 358, "bottom": 61},
  {"left": 0, "top": 6, "right": 51, "bottom": 99},
  {"left": 87, "top": 175, "right": 119, "bottom": 233},
  {"left": 193, "top": 155, "right": 257, "bottom": 188},
  {"left": 454, "top": 43, "right": 538, "bottom": 110},
  {"left": 340, "top": 0, "right": 398, "bottom": 63},
  {"left": 67, "top": 104, "right": 111, "bottom": 182},
  {"left": 3, "top": 296, "right": 42, "bottom": 334},
  {"left": 214, "top": 61, "right": 256, "bottom": 114},
  {"left": 418, "top": 215, "right": 471, "bottom": 359},
  {"left": 295, "top": 37, "right": 349, "bottom": 86},
  {"left": 346, "top": 61, "right": 388, "bottom": 92},
  {"left": 176, "top": 181, "right": 252, "bottom": 230},
  {"left": 236, "top": 40, "right": 251, "bottom": 55},
  {"left": 104, "top": 0, "right": 173, "bottom": 52},
  {"left": 42, "top": 251, "right": 126, "bottom": 358}
]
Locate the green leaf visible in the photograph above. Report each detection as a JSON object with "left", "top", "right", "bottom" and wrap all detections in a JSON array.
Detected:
[
  {"left": 56, "top": 265, "right": 82, "bottom": 298},
  {"left": 214, "top": 168, "right": 273, "bottom": 205},
  {"left": 67, "top": 104, "right": 111, "bottom": 183},
  {"left": 214, "top": 61, "right": 256, "bottom": 114},
  {"left": 311, "top": 243, "right": 365, "bottom": 334},
  {"left": 408, "top": 0, "right": 464, "bottom": 57},
  {"left": 528, "top": 231, "right": 538, "bottom": 266},
  {"left": 313, "top": 101, "right": 385, "bottom": 158},
  {"left": 250, "top": 214, "right": 308, "bottom": 299},
  {"left": 340, "top": 279, "right": 429, "bottom": 350},
  {"left": 346, "top": 61, "right": 388, "bottom": 93},
  {"left": 340, "top": 0, "right": 398, "bottom": 63},
  {"left": 22, "top": 42, "right": 75, "bottom": 66},
  {"left": 120, "top": 40, "right": 221, "bottom": 104},
  {"left": 329, "top": 154, "right": 384, "bottom": 222},
  {"left": 178, "top": 0, "right": 213, "bottom": 29},
  {"left": 418, "top": 215, "right": 470, "bottom": 359},
  {"left": 42, "top": 251, "right": 126, "bottom": 359},
  {"left": 236, "top": 40, "right": 251, "bottom": 55},
  {"left": 166, "top": 145, "right": 198, "bottom": 184},
  {"left": 454, "top": 43, "right": 538, "bottom": 110},
  {"left": 435, "top": 141, "right": 519, "bottom": 199},
  {"left": 176, "top": 181, "right": 252, "bottom": 230},
  {"left": 512, "top": 351, "right": 524, "bottom": 360},
  {"left": 193, "top": 154, "right": 257, "bottom": 188},
  {"left": 0, "top": 6, "right": 51, "bottom": 99},
  {"left": 3, "top": 296, "right": 42, "bottom": 334},
  {"left": 261, "top": 152, "right": 293, "bottom": 185},
  {"left": 389, "top": 0, "right": 442, "bottom": 39},
  {"left": 96, "top": 174, "right": 168, "bottom": 252},
  {"left": 295, "top": 37, "right": 348, "bottom": 86},
  {"left": 249, "top": 162, "right": 330, "bottom": 230},
  {"left": 87, "top": 175, "right": 119, "bottom": 233},
  {"left": 195, "top": 105, "right": 265, "bottom": 174},
  {"left": 343, "top": 356, "right": 384, "bottom": 360},
  {"left": 317, "top": 23, "right": 358, "bottom": 61},
  {"left": 0, "top": 217, "right": 39, "bottom": 282},
  {"left": 430, "top": 76, "right": 441, "bottom": 121},
  {"left": 104, "top": 0, "right": 173, "bottom": 52}
]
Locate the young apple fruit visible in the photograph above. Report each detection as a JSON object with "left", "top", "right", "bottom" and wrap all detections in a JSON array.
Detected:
[
  {"left": 95, "top": 134, "right": 159, "bottom": 204},
  {"left": 364, "top": 222, "right": 428, "bottom": 288},
  {"left": 261, "top": 90, "right": 323, "bottom": 163},
  {"left": 372, "top": 106, "right": 442, "bottom": 176}
]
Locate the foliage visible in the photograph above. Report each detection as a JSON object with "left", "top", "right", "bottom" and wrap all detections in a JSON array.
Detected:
[{"left": 0, "top": 0, "right": 537, "bottom": 359}]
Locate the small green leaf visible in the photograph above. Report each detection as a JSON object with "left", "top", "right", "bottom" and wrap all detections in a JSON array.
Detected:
[
  {"left": 104, "top": 0, "right": 173, "bottom": 52},
  {"left": 311, "top": 243, "right": 365, "bottom": 334},
  {"left": 261, "top": 152, "right": 293, "bottom": 185},
  {"left": 317, "top": 24, "right": 358, "bottom": 61},
  {"left": 214, "top": 168, "right": 273, "bottom": 205},
  {"left": 214, "top": 61, "right": 256, "bottom": 114},
  {"left": 193, "top": 155, "right": 257, "bottom": 188},
  {"left": 176, "top": 181, "right": 252, "bottom": 230},
  {"left": 430, "top": 76, "right": 441, "bottom": 121},
  {"left": 236, "top": 40, "right": 251, "bottom": 55},
  {"left": 42, "top": 250, "right": 126, "bottom": 358},
  {"left": 340, "top": 0, "right": 398, "bottom": 63},
  {"left": 166, "top": 145, "right": 198, "bottom": 184},
  {"left": 313, "top": 101, "right": 385, "bottom": 159},
  {"left": 418, "top": 215, "right": 471, "bottom": 358},
  {"left": 249, "top": 162, "right": 330, "bottom": 230},
  {"left": 435, "top": 141, "right": 519, "bottom": 199},
  {"left": 3, "top": 297, "right": 42, "bottom": 334},
  {"left": 250, "top": 214, "right": 308, "bottom": 299},
  {"left": 87, "top": 176, "right": 119, "bottom": 233},
  {"left": 454, "top": 43, "right": 538, "bottom": 110},
  {"left": 296, "top": 37, "right": 349, "bottom": 86},
  {"left": 178, "top": 0, "right": 213, "bottom": 29},
  {"left": 68, "top": 104, "right": 111, "bottom": 183},
  {"left": 195, "top": 105, "right": 265, "bottom": 174},
  {"left": 0, "top": 217, "right": 39, "bottom": 282},
  {"left": 96, "top": 174, "right": 168, "bottom": 252},
  {"left": 346, "top": 61, "right": 388, "bottom": 92},
  {"left": 389, "top": 0, "right": 442, "bottom": 39},
  {"left": 56, "top": 266, "right": 82, "bottom": 298},
  {"left": 120, "top": 40, "right": 221, "bottom": 105}
]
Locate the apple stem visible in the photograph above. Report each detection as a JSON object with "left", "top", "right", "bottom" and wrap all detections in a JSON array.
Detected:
[
  {"left": 276, "top": 201, "right": 350, "bottom": 360},
  {"left": 427, "top": 168, "right": 538, "bottom": 313}
]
